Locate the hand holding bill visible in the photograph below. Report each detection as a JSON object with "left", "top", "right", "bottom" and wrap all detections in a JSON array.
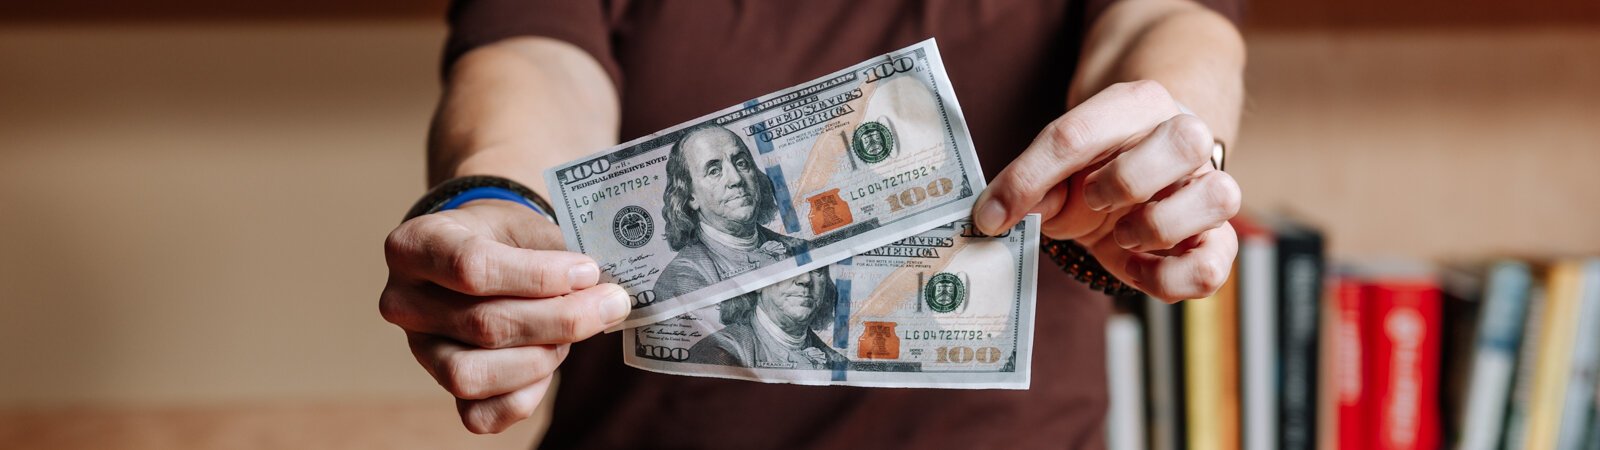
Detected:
[
  {"left": 974, "top": 80, "right": 1241, "bottom": 302},
  {"left": 379, "top": 200, "right": 630, "bottom": 433}
]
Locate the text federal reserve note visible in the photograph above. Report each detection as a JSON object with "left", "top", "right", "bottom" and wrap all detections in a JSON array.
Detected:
[
  {"left": 545, "top": 39, "right": 985, "bottom": 329},
  {"left": 624, "top": 216, "right": 1039, "bottom": 389}
]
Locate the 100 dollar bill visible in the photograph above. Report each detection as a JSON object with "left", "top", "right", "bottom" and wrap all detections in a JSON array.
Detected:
[
  {"left": 624, "top": 216, "right": 1039, "bottom": 389},
  {"left": 545, "top": 39, "right": 985, "bottom": 329}
]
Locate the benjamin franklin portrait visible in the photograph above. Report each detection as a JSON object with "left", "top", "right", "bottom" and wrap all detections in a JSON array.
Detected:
[
  {"left": 685, "top": 268, "right": 847, "bottom": 369},
  {"left": 651, "top": 123, "right": 807, "bottom": 300}
]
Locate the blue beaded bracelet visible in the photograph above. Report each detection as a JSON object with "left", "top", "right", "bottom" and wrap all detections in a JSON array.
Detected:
[
  {"left": 438, "top": 186, "right": 551, "bottom": 218},
  {"left": 404, "top": 175, "right": 558, "bottom": 224}
]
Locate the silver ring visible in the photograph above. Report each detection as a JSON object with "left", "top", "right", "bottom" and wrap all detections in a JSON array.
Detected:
[{"left": 1210, "top": 140, "right": 1226, "bottom": 172}]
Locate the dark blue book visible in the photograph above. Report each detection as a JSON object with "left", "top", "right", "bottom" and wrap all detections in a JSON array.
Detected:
[{"left": 1261, "top": 212, "right": 1324, "bottom": 450}]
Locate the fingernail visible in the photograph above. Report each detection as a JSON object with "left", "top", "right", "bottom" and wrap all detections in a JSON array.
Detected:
[
  {"left": 600, "top": 285, "right": 631, "bottom": 324},
  {"left": 1113, "top": 225, "right": 1139, "bottom": 250},
  {"left": 1083, "top": 182, "right": 1111, "bottom": 211},
  {"left": 1122, "top": 259, "right": 1144, "bottom": 286},
  {"left": 975, "top": 199, "right": 1007, "bottom": 235},
  {"left": 568, "top": 263, "right": 599, "bottom": 289}
]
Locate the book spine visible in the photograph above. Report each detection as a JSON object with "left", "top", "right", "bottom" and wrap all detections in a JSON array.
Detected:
[
  {"left": 1144, "top": 295, "right": 1185, "bottom": 450},
  {"left": 1525, "top": 262, "right": 1584, "bottom": 450},
  {"left": 1240, "top": 230, "right": 1278, "bottom": 450},
  {"left": 1455, "top": 261, "right": 1531, "bottom": 450},
  {"left": 1108, "top": 312, "right": 1148, "bottom": 450},
  {"left": 1276, "top": 230, "right": 1323, "bottom": 450},
  {"left": 1332, "top": 277, "right": 1368, "bottom": 450},
  {"left": 1557, "top": 260, "right": 1600, "bottom": 450},
  {"left": 1586, "top": 386, "right": 1600, "bottom": 450},
  {"left": 1365, "top": 281, "right": 1442, "bottom": 450},
  {"left": 1501, "top": 283, "right": 1548, "bottom": 449},
  {"left": 1186, "top": 267, "right": 1241, "bottom": 450}
]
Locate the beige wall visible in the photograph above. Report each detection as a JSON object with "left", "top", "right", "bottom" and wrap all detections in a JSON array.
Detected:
[
  {"left": 1235, "top": 29, "right": 1600, "bottom": 260},
  {"left": 1, "top": 21, "right": 1596, "bottom": 447},
  {"left": 0, "top": 22, "right": 544, "bottom": 448}
]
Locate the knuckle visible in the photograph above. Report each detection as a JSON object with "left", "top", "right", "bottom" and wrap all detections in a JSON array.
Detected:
[
  {"left": 503, "top": 390, "right": 538, "bottom": 423},
  {"left": 1169, "top": 115, "right": 1214, "bottom": 167},
  {"left": 403, "top": 214, "right": 451, "bottom": 244},
  {"left": 1045, "top": 116, "right": 1095, "bottom": 157},
  {"left": 1000, "top": 165, "right": 1049, "bottom": 203},
  {"left": 460, "top": 306, "right": 514, "bottom": 349},
  {"left": 552, "top": 303, "right": 590, "bottom": 342},
  {"left": 1203, "top": 173, "right": 1243, "bottom": 219},
  {"left": 377, "top": 288, "right": 408, "bottom": 326},
  {"left": 439, "top": 353, "right": 490, "bottom": 399},
  {"left": 1191, "top": 259, "right": 1230, "bottom": 296},
  {"left": 450, "top": 241, "right": 495, "bottom": 296},
  {"left": 383, "top": 227, "right": 410, "bottom": 262},
  {"left": 384, "top": 220, "right": 429, "bottom": 267},
  {"left": 525, "top": 261, "right": 558, "bottom": 295}
]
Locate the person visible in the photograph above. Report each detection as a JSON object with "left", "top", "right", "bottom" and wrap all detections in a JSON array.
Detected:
[
  {"left": 652, "top": 124, "right": 807, "bottom": 301},
  {"left": 685, "top": 269, "right": 846, "bottom": 370},
  {"left": 379, "top": 1, "right": 1244, "bottom": 447}
]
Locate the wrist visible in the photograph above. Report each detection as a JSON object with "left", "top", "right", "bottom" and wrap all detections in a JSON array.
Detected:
[{"left": 405, "top": 175, "right": 558, "bottom": 224}]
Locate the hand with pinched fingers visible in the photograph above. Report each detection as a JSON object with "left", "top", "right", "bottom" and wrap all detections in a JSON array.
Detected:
[{"left": 974, "top": 80, "right": 1241, "bottom": 302}]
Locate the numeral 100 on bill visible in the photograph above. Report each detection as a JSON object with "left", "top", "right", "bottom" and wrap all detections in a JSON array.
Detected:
[
  {"left": 885, "top": 177, "right": 955, "bottom": 212},
  {"left": 935, "top": 345, "right": 1003, "bottom": 364}
]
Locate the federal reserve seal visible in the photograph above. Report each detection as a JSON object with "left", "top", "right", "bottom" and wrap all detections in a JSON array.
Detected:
[
  {"left": 852, "top": 121, "right": 896, "bottom": 164},
  {"left": 612, "top": 205, "right": 654, "bottom": 248},
  {"left": 923, "top": 272, "right": 966, "bottom": 313}
]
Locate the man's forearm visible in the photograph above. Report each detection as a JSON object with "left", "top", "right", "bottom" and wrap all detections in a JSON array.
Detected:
[
  {"left": 429, "top": 37, "right": 621, "bottom": 193},
  {"left": 1071, "top": 0, "right": 1245, "bottom": 145}
]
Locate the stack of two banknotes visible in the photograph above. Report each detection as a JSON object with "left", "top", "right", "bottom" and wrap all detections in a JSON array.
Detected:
[{"left": 543, "top": 40, "right": 1038, "bottom": 389}]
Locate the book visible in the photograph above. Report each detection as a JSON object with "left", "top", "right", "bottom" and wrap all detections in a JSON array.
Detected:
[
  {"left": 1144, "top": 295, "right": 1187, "bottom": 450},
  {"left": 1262, "top": 212, "right": 1324, "bottom": 450},
  {"left": 1586, "top": 385, "right": 1600, "bottom": 450},
  {"left": 1234, "top": 217, "right": 1278, "bottom": 450},
  {"left": 1363, "top": 275, "right": 1442, "bottom": 450},
  {"left": 1501, "top": 281, "right": 1548, "bottom": 449},
  {"left": 1557, "top": 259, "right": 1600, "bottom": 450},
  {"left": 1331, "top": 274, "right": 1368, "bottom": 450},
  {"left": 1318, "top": 277, "right": 1342, "bottom": 450},
  {"left": 1523, "top": 261, "right": 1586, "bottom": 450},
  {"left": 1438, "top": 261, "right": 1484, "bottom": 449},
  {"left": 1186, "top": 263, "right": 1241, "bottom": 450},
  {"left": 1107, "top": 311, "right": 1148, "bottom": 450},
  {"left": 1453, "top": 261, "right": 1533, "bottom": 450}
]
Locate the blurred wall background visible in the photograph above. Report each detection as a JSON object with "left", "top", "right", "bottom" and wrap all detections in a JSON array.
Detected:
[{"left": 1, "top": 1, "right": 1597, "bottom": 448}]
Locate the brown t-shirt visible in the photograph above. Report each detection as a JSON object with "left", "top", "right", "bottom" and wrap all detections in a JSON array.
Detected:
[{"left": 443, "top": 1, "right": 1240, "bottom": 448}]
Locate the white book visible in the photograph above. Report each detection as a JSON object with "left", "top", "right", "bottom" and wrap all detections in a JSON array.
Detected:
[
  {"left": 1239, "top": 229, "right": 1277, "bottom": 450},
  {"left": 1107, "top": 312, "right": 1147, "bottom": 450},
  {"left": 1558, "top": 260, "right": 1600, "bottom": 450},
  {"left": 1455, "top": 262, "right": 1533, "bottom": 450},
  {"left": 1145, "top": 295, "right": 1182, "bottom": 450}
]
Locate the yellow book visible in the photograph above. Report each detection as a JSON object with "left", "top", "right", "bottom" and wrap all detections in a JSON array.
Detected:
[
  {"left": 1186, "top": 262, "right": 1241, "bottom": 450},
  {"left": 1523, "top": 260, "right": 1582, "bottom": 450}
]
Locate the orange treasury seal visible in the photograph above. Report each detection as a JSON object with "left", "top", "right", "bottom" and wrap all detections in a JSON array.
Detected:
[
  {"left": 857, "top": 321, "right": 900, "bottom": 359},
  {"left": 805, "top": 188, "right": 854, "bottom": 235}
]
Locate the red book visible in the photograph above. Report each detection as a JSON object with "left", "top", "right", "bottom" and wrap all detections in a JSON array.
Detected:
[
  {"left": 1332, "top": 276, "right": 1369, "bottom": 450},
  {"left": 1363, "top": 279, "right": 1442, "bottom": 450}
]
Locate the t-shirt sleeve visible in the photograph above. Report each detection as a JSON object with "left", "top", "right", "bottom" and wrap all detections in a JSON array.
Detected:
[
  {"left": 440, "top": 0, "right": 622, "bottom": 87},
  {"left": 1085, "top": 0, "right": 1245, "bottom": 27}
]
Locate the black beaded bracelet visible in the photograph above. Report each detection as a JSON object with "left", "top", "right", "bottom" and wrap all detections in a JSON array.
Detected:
[
  {"left": 1042, "top": 238, "right": 1142, "bottom": 298},
  {"left": 403, "top": 175, "right": 558, "bottom": 224}
]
